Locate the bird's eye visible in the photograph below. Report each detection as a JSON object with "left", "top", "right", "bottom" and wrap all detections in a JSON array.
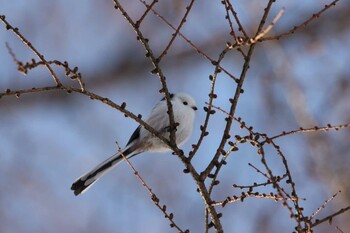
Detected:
[{"left": 183, "top": 101, "right": 188, "bottom": 105}]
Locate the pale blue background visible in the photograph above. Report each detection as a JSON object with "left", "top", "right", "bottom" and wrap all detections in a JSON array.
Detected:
[{"left": 0, "top": 0, "right": 349, "bottom": 232}]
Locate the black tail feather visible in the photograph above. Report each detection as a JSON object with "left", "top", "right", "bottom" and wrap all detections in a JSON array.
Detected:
[{"left": 71, "top": 146, "right": 138, "bottom": 196}]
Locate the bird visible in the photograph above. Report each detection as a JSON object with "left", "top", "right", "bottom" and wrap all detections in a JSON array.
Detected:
[{"left": 71, "top": 93, "right": 197, "bottom": 195}]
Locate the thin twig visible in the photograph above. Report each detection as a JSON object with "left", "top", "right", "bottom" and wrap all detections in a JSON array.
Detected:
[
  {"left": 224, "top": 0, "right": 249, "bottom": 38},
  {"left": 310, "top": 191, "right": 341, "bottom": 220},
  {"left": 116, "top": 142, "right": 187, "bottom": 232},
  {"left": 112, "top": 0, "right": 178, "bottom": 147},
  {"left": 268, "top": 123, "right": 350, "bottom": 141},
  {"left": 157, "top": 0, "right": 195, "bottom": 61},
  {"left": 263, "top": 0, "right": 339, "bottom": 42},
  {"left": 189, "top": 46, "right": 232, "bottom": 160},
  {"left": 200, "top": 0, "right": 278, "bottom": 181},
  {"left": 0, "top": 15, "right": 62, "bottom": 86},
  {"left": 311, "top": 206, "right": 350, "bottom": 228},
  {"left": 211, "top": 192, "right": 305, "bottom": 207},
  {"left": 250, "top": 7, "right": 285, "bottom": 43},
  {"left": 233, "top": 174, "right": 288, "bottom": 189},
  {"left": 138, "top": 0, "right": 239, "bottom": 82},
  {"left": 5, "top": 45, "right": 86, "bottom": 91},
  {"left": 136, "top": 0, "right": 159, "bottom": 27},
  {"left": 222, "top": 0, "right": 237, "bottom": 40},
  {"left": 335, "top": 226, "right": 345, "bottom": 233}
]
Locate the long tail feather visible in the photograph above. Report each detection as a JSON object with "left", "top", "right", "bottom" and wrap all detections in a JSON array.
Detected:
[{"left": 71, "top": 147, "right": 135, "bottom": 195}]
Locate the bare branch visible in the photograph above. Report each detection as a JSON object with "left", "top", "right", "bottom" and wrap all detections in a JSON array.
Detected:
[
  {"left": 311, "top": 206, "right": 350, "bottom": 228},
  {"left": 116, "top": 142, "right": 187, "bottom": 232},
  {"left": 268, "top": 123, "right": 350, "bottom": 141},
  {"left": 263, "top": 0, "right": 340, "bottom": 42},
  {"left": 112, "top": 0, "right": 177, "bottom": 149},
  {"left": 157, "top": 0, "right": 196, "bottom": 61},
  {"left": 138, "top": 0, "right": 239, "bottom": 82},
  {"left": 310, "top": 191, "right": 341, "bottom": 220},
  {"left": 250, "top": 7, "right": 285, "bottom": 43},
  {"left": 0, "top": 15, "right": 62, "bottom": 86},
  {"left": 211, "top": 192, "right": 305, "bottom": 207}
]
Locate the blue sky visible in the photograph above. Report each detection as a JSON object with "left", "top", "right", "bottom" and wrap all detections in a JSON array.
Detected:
[{"left": 0, "top": 0, "right": 349, "bottom": 232}]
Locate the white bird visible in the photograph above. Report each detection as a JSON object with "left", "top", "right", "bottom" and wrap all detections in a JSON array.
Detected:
[{"left": 71, "top": 93, "right": 197, "bottom": 195}]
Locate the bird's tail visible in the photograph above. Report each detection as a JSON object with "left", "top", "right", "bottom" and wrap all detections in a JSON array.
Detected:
[{"left": 71, "top": 146, "right": 135, "bottom": 196}]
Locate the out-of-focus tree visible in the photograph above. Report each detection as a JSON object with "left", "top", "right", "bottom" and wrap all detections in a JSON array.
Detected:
[{"left": 0, "top": 0, "right": 349, "bottom": 232}]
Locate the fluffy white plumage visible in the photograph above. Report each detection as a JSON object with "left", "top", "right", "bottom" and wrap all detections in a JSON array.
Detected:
[{"left": 71, "top": 93, "right": 197, "bottom": 195}]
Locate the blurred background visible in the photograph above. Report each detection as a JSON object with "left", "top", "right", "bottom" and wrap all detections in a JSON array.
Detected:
[{"left": 0, "top": 0, "right": 349, "bottom": 232}]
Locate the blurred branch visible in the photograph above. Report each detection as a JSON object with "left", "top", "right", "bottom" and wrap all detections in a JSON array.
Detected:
[
  {"left": 211, "top": 192, "right": 305, "bottom": 207},
  {"left": 263, "top": 0, "right": 340, "bottom": 42},
  {"left": 310, "top": 191, "right": 341, "bottom": 221},
  {"left": 311, "top": 206, "right": 350, "bottom": 228},
  {"left": 5, "top": 43, "right": 85, "bottom": 91},
  {"left": 0, "top": 15, "right": 62, "bottom": 87},
  {"left": 223, "top": 0, "right": 249, "bottom": 40},
  {"left": 157, "top": 0, "right": 195, "bottom": 61},
  {"left": 138, "top": 0, "right": 239, "bottom": 82},
  {"left": 251, "top": 7, "right": 285, "bottom": 43},
  {"left": 269, "top": 123, "right": 350, "bottom": 141}
]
